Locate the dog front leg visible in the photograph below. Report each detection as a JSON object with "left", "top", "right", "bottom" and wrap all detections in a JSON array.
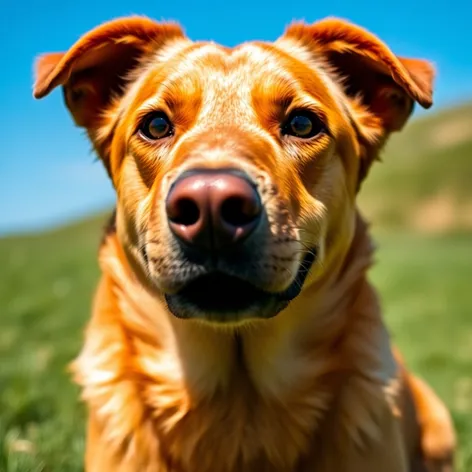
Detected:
[{"left": 301, "top": 404, "right": 409, "bottom": 472}]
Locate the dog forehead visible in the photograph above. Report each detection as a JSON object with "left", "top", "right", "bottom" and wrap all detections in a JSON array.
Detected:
[
  {"left": 135, "top": 41, "right": 319, "bottom": 105},
  {"left": 194, "top": 43, "right": 300, "bottom": 120},
  {"left": 162, "top": 41, "right": 344, "bottom": 112},
  {"left": 162, "top": 42, "right": 298, "bottom": 101},
  {"left": 161, "top": 41, "right": 295, "bottom": 79}
]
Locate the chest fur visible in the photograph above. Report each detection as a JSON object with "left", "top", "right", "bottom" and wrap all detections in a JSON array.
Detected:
[{"left": 140, "top": 363, "right": 332, "bottom": 472}]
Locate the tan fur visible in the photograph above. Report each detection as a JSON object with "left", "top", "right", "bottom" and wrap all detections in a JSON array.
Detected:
[{"left": 34, "top": 15, "right": 455, "bottom": 471}]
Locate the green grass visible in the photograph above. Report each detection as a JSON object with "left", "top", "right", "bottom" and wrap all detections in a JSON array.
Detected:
[
  {"left": 0, "top": 216, "right": 104, "bottom": 472},
  {"left": 1, "top": 101, "right": 472, "bottom": 471}
]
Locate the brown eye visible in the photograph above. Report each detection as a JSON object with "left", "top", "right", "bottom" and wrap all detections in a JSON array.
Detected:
[
  {"left": 139, "top": 113, "right": 173, "bottom": 140},
  {"left": 282, "top": 111, "right": 326, "bottom": 139}
]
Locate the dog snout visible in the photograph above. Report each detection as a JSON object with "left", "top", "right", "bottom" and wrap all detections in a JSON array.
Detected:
[{"left": 166, "top": 169, "right": 262, "bottom": 252}]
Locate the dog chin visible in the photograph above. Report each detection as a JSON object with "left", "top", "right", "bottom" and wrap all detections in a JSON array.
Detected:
[{"left": 164, "top": 250, "right": 317, "bottom": 323}]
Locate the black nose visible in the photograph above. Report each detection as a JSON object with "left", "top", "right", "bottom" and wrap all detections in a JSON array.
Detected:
[{"left": 166, "top": 169, "right": 262, "bottom": 251}]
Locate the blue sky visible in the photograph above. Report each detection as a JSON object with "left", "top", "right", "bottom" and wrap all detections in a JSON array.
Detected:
[{"left": 1, "top": 0, "right": 471, "bottom": 235}]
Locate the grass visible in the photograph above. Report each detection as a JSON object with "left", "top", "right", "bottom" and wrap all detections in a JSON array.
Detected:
[
  {"left": 1, "top": 101, "right": 472, "bottom": 470},
  {"left": 0, "top": 217, "right": 104, "bottom": 472}
]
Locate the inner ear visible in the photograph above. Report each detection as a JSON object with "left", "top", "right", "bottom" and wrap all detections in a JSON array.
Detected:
[
  {"left": 328, "top": 50, "right": 414, "bottom": 132},
  {"left": 61, "top": 41, "right": 145, "bottom": 128}
]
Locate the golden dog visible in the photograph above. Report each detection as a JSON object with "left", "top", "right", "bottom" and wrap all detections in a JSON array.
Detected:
[{"left": 34, "top": 16, "right": 456, "bottom": 471}]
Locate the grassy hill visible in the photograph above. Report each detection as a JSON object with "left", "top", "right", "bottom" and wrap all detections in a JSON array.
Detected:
[
  {"left": 359, "top": 101, "right": 472, "bottom": 231},
  {"left": 1, "top": 102, "right": 472, "bottom": 471}
]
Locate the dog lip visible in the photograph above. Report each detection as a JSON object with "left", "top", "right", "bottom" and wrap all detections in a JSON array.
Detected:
[{"left": 164, "top": 248, "right": 317, "bottom": 321}]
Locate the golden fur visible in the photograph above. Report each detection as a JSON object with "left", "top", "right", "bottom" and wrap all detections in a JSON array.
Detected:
[{"left": 34, "top": 16, "right": 455, "bottom": 471}]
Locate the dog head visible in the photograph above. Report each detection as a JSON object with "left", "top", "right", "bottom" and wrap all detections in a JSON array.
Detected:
[{"left": 34, "top": 16, "right": 434, "bottom": 324}]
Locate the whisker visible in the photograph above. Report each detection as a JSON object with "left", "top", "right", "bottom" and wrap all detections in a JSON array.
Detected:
[
  {"left": 287, "top": 227, "right": 321, "bottom": 240},
  {"left": 282, "top": 267, "right": 304, "bottom": 291},
  {"left": 145, "top": 239, "right": 161, "bottom": 246}
]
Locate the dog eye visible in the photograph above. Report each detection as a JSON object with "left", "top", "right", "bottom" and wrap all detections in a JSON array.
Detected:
[
  {"left": 139, "top": 113, "right": 173, "bottom": 140},
  {"left": 282, "top": 111, "right": 326, "bottom": 139}
]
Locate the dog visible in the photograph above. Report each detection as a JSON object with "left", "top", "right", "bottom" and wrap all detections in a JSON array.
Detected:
[{"left": 34, "top": 16, "right": 456, "bottom": 472}]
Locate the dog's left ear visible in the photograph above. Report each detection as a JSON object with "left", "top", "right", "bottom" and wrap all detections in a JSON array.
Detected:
[
  {"left": 33, "top": 16, "right": 186, "bottom": 176},
  {"left": 278, "top": 18, "right": 435, "bottom": 187},
  {"left": 33, "top": 17, "right": 185, "bottom": 126}
]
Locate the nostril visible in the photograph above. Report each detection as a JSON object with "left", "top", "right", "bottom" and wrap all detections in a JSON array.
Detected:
[
  {"left": 221, "top": 196, "right": 261, "bottom": 227},
  {"left": 168, "top": 198, "right": 200, "bottom": 226}
]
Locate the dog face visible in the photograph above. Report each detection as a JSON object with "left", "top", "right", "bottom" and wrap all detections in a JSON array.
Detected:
[{"left": 34, "top": 16, "right": 434, "bottom": 323}]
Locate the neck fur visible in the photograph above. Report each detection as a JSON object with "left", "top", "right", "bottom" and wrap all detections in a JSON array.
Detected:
[{"left": 72, "top": 211, "right": 398, "bottom": 471}]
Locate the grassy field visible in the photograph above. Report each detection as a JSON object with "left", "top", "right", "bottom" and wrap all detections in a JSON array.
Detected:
[
  {"left": 359, "top": 101, "right": 472, "bottom": 231},
  {"left": 1, "top": 102, "right": 472, "bottom": 471}
]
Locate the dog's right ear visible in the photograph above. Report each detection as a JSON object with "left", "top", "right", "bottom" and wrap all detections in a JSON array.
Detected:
[
  {"left": 33, "top": 16, "right": 186, "bottom": 171},
  {"left": 277, "top": 18, "right": 435, "bottom": 190}
]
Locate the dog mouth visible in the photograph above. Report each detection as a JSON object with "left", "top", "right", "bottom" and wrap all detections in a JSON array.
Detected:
[{"left": 165, "top": 249, "right": 317, "bottom": 322}]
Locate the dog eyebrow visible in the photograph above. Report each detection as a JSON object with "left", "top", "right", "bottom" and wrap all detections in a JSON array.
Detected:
[{"left": 268, "top": 39, "right": 353, "bottom": 120}]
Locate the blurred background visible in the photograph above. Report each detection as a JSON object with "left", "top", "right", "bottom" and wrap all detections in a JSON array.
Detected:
[{"left": 1, "top": 0, "right": 471, "bottom": 470}]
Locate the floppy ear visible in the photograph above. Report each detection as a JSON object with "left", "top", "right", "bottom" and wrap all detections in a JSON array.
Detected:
[
  {"left": 33, "top": 16, "right": 186, "bottom": 173},
  {"left": 278, "top": 17, "right": 435, "bottom": 188}
]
